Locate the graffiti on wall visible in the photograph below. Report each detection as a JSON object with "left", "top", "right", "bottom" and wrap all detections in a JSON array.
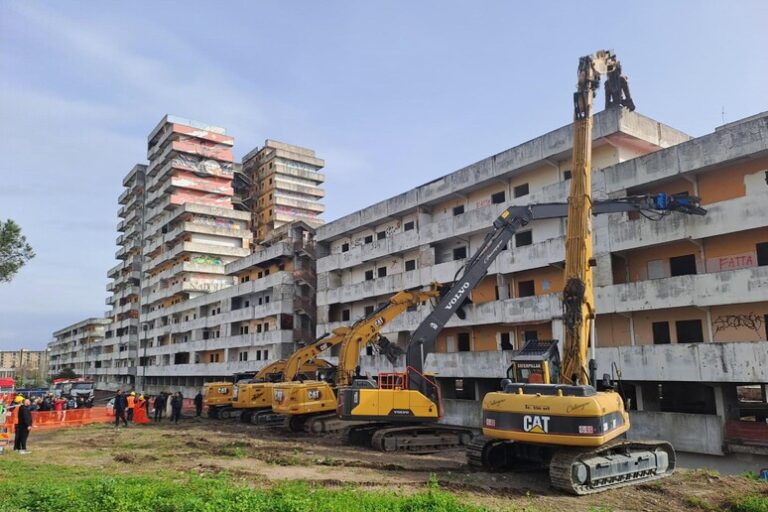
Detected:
[
  {"left": 191, "top": 215, "right": 239, "bottom": 230},
  {"left": 350, "top": 220, "right": 402, "bottom": 249},
  {"left": 192, "top": 255, "right": 223, "bottom": 265},
  {"left": 713, "top": 313, "right": 764, "bottom": 336},
  {"left": 706, "top": 252, "right": 757, "bottom": 273}
]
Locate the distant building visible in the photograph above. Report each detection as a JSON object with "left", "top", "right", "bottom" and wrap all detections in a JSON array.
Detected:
[
  {"left": 49, "top": 317, "right": 110, "bottom": 379},
  {"left": 0, "top": 349, "right": 49, "bottom": 383}
]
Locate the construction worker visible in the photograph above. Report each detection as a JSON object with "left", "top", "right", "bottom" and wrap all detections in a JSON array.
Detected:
[
  {"left": 13, "top": 396, "right": 33, "bottom": 453},
  {"left": 126, "top": 391, "right": 136, "bottom": 422},
  {"left": 114, "top": 390, "right": 128, "bottom": 429},
  {"left": 194, "top": 391, "right": 203, "bottom": 417}
]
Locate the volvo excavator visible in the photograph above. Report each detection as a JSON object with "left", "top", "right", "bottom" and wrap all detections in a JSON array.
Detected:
[
  {"left": 271, "top": 285, "right": 440, "bottom": 434},
  {"left": 466, "top": 50, "right": 705, "bottom": 494},
  {"left": 337, "top": 51, "right": 706, "bottom": 456}
]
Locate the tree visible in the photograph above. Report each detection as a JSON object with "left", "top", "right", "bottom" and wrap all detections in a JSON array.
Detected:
[
  {"left": 0, "top": 219, "right": 35, "bottom": 283},
  {"left": 52, "top": 368, "right": 80, "bottom": 380}
]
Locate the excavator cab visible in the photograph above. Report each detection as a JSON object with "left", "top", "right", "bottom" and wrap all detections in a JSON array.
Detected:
[{"left": 505, "top": 339, "right": 560, "bottom": 385}]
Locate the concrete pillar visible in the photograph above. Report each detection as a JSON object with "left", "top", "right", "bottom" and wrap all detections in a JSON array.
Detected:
[
  {"left": 634, "top": 384, "right": 645, "bottom": 411},
  {"left": 551, "top": 318, "right": 565, "bottom": 359},
  {"left": 594, "top": 253, "right": 613, "bottom": 287},
  {"left": 712, "top": 383, "right": 740, "bottom": 425},
  {"left": 496, "top": 274, "right": 509, "bottom": 300}
]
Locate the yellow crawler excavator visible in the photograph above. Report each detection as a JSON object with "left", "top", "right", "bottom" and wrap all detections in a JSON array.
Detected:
[
  {"left": 232, "top": 331, "right": 344, "bottom": 425},
  {"left": 203, "top": 367, "right": 280, "bottom": 419},
  {"left": 271, "top": 285, "right": 440, "bottom": 434},
  {"left": 337, "top": 51, "right": 705, "bottom": 456},
  {"left": 467, "top": 50, "right": 706, "bottom": 495}
]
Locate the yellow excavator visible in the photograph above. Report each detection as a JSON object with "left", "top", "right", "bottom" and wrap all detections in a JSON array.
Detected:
[
  {"left": 232, "top": 332, "right": 344, "bottom": 425},
  {"left": 203, "top": 368, "right": 278, "bottom": 419},
  {"left": 337, "top": 51, "right": 705, "bottom": 455},
  {"left": 271, "top": 285, "right": 440, "bottom": 434},
  {"left": 467, "top": 51, "right": 706, "bottom": 494}
]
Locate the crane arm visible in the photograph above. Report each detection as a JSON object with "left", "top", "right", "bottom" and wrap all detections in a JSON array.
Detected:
[
  {"left": 336, "top": 285, "right": 441, "bottom": 387},
  {"left": 281, "top": 328, "right": 351, "bottom": 382}
]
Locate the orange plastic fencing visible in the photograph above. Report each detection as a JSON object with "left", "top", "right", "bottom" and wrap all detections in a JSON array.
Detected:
[{"left": 30, "top": 407, "right": 114, "bottom": 430}]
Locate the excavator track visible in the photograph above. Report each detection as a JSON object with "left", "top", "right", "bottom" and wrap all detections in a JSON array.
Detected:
[
  {"left": 303, "top": 413, "right": 368, "bottom": 434},
  {"left": 549, "top": 439, "right": 675, "bottom": 495},
  {"left": 250, "top": 409, "right": 283, "bottom": 426},
  {"left": 369, "top": 425, "right": 474, "bottom": 454},
  {"left": 467, "top": 436, "right": 674, "bottom": 495}
]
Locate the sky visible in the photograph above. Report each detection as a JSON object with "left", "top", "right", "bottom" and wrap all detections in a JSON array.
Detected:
[{"left": 1, "top": 1, "right": 766, "bottom": 350}]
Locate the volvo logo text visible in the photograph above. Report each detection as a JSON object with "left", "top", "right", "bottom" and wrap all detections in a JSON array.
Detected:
[{"left": 444, "top": 282, "right": 471, "bottom": 310}]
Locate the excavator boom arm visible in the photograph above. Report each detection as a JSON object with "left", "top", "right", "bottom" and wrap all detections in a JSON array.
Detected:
[
  {"left": 281, "top": 330, "right": 349, "bottom": 383},
  {"left": 336, "top": 287, "right": 440, "bottom": 386}
]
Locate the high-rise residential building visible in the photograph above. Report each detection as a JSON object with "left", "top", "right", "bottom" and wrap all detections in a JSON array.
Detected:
[
  {"left": 51, "top": 116, "right": 325, "bottom": 395},
  {"left": 241, "top": 140, "right": 325, "bottom": 243},
  {"left": 314, "top": 109, "right": 768, "bottom": 456},
  {"left": 49, "top": 318, "right": 110, "bottom": 379},
  {"left": 103, "top": 164, "right": 147, "bottom": 388},
  {"left": 138, "top": 116, "right": 252, "bottom": 389}
]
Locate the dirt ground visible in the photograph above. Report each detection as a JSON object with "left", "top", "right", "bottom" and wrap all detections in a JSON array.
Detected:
[{"left": 16, "top": 417, "right": 768, "bottom": 512}]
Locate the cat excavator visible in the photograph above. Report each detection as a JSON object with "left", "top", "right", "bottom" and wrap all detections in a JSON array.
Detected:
[
  {"left": 337, "top": 51, "right": 706, "bottom": 455},
  {"left": 271, "top": 285, "right": 441, "bottom": 434},
  {"left": 232, "top": 330, "right": 344, "bottom": 425},
  {"left": 203, "top": 368, "right": 274, "bottom": 419},
  {"left": 466, "top": 50, "right": 704, "bottom": 494}
]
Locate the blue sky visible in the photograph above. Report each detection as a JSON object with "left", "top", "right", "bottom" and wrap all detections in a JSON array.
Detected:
[{"left": 1, "top": 1, "right": 766, "bottom": 350}]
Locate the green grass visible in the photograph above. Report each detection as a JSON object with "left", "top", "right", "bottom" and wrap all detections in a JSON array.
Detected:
[
  {"left": 731, "top": 495, "right": 768, "bottom": 512},
  {"left": 0, "top": 460, "right": 484, "bottom": 512}
]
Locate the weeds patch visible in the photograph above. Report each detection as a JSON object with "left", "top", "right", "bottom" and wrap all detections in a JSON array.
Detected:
[{"left": 0, "top": 460, "right": 485, "bottom": 512}]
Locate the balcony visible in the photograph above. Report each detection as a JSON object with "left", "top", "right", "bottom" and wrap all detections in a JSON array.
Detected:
[
  {"left": 224, "top": 241, "right": 293, "bottom": 274},
  {"left": 597, "top": 266, "right": 768, "bottom": 313},
  {"left": 597, "top": 341, "right": 768, "bottom": 383},
  {"left": 322, "top": 293, "right": 559, "bottom": 335},
  {"left": 358, "top": 350, "right": 513, "bottom": 378},
  {"left": 602, "top": 114, "right": 768, "bottom": 195},
  {"left": 601, "top": 191, "right": 768, "bottom": 253}
]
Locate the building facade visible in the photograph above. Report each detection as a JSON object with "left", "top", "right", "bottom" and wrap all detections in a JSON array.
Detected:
[
  {"left": 241, "top": 140, "right": 325, "bottom": 242},
  {"left": 49, "top": 318, "right": 111, "bottom": 380},
  {"left": 104, "top": 164, "right": 146, "bottom": 389},
  {"left": 0, "top": 349, "right": 49, "bottom": 383},
  {"left": 314, "top": 109, "right": 768, "bottom": 455},
  {"left": 52, "top": 116, "right": 324, "bottom": 397}
]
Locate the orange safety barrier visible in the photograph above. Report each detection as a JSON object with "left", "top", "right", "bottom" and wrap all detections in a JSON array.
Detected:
[
  {"left": 30, "top": 407, "right": 114, "bottom": 430},
  {"left": 0, "top": 405, "right": 14, "bottom": 452}
]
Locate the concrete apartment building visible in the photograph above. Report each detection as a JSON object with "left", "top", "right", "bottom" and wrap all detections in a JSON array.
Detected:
[
  {"left": 314, "top": 109, "right": 768, "bottom": 456},
  {"left": 103, "top": 164, "right": 147, "bottom": 389},
  {"left": 241, "top": 140, "right": 325, "bottom": 241},
  {"left": 51, "top": 116, "right": 325, "bottom": 397},
  {"left": 49, "top": 318, "right": 111, "bottom": 380},
  {"left": 0, "top": 349, "right": 49, "bottom": 382}
]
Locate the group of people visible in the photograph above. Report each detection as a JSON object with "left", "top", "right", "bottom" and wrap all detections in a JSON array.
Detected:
[
  {"left": 112, "top": 390, "right": 202, "bottom": 428},
  {"left": 26, "top": 393, "right": 94, "bottom": 412}
]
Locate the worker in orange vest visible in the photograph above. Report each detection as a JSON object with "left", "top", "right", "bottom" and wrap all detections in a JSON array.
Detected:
[
  {"left": 133, "top": 395, "right": 150, "bottom": 424},
  {"left": 126, "top": 391, "right": 136, "bottom": 422}
]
